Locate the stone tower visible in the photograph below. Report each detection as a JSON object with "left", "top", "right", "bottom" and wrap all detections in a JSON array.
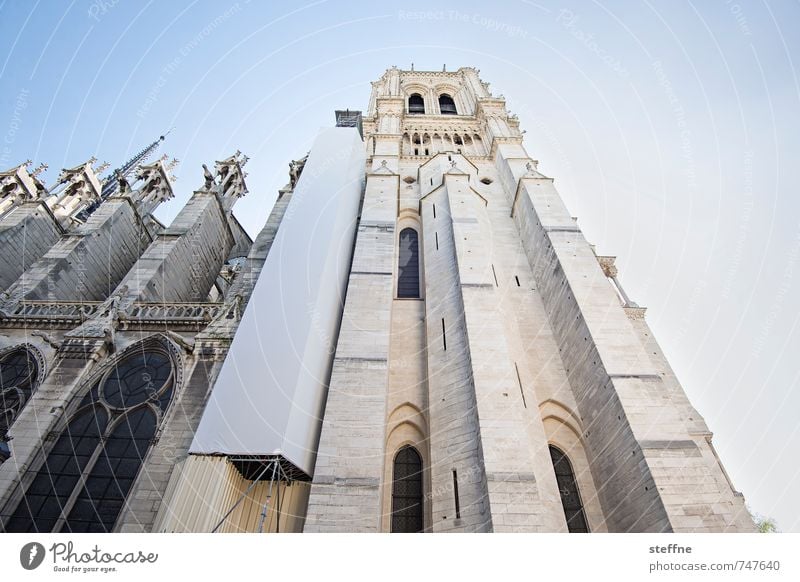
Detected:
[
  {"left": 303, "top": 66, "right": 754, "bottom": 533},
  {"left": 0, "top": 67, "right": 755, "bottom": 534}
]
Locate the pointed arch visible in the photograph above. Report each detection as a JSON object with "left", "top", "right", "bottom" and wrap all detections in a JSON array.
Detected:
[{"left": 4, "top": 335, "right": 180, "bottom": 532}]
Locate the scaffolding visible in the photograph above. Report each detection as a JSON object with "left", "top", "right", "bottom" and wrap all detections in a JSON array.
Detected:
[{"left": 210, "top": 456, "right": 304, "bottom": 533}]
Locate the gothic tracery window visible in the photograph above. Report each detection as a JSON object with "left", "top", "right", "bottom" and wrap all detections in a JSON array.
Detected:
[
  {"left": 0, "top": 347, "right": 40, "bottom": 440},
  {"left": 438, "top": 94, "right": 457, "bottom": 115},
  {"left": 549, "top": 445, "right": 589, "bottom": 533},
  {"left": 397, "top": 228, "right": 420, "bottom": 298},
  {"left": 4, "top": 340, "right": 176, "bottom": 533},
  {"left": 391, "top": 445, "right": 423, "bottom": 533}
]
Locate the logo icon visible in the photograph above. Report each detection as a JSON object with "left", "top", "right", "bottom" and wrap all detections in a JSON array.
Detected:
[{"left": 20, "top": 542, "right": 46, "bottom": 570}]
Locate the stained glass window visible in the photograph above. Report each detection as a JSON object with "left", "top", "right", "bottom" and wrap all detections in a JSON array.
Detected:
[
  {"left": 4, "top": 340, "right": 174, "bottom": 533},
  {"left": 0, "top": 348, "right": 39, "bottom": 438}
]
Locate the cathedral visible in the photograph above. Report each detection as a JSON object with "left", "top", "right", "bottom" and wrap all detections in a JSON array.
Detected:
[{"left": 0, "top": 66, "right": 754, "bottom": 533}]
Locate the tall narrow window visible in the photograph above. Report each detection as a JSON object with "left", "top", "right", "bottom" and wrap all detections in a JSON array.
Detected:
[
  {"left": 549, "top": 445, "right": 589, "bottom": 533},
  {"left": 1, "top": 348, "right": 40, "bottom": 442},
  {"left": 439, "top": 94, "right": 457, "bottom": 115},
  {"left": 398, "top": 228, "right": 420, "bottom": 298},
  {"left": 5, "top": 339, "right": 175, "bottom": 533},
  {"left": 391, "top": 446, "right": 423, "bottom": 533},
  {"left": 408, "top": 93, "right": 425, "bottom": 114}
]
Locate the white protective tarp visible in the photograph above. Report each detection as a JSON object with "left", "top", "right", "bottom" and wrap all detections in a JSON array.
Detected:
[{"left": 189, "top": 126, "right": 365, "bottom": 477}]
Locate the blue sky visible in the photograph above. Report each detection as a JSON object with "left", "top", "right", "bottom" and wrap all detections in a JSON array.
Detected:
[{"left": 1, "top": 0, "right": 799, "bottom": 531}]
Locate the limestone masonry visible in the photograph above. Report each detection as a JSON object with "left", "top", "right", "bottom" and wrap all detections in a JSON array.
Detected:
[{"left": 0, "top": 67, "right": 754, "bottom": 533}]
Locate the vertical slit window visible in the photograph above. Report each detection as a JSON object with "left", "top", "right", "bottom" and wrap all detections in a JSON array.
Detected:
[
  {"left": 397, "top": 228, "right": 420, "bottom": 299},
  {"left": 391, "top": 446, "right": 423, "bottom": 533},
  {"left": 441, "top": 318, "right": 447, "bottom": 351},
  {"left": 452, "top": 469, "right": 461, "bottom": 519},
  {"left": 515, "top": 363, "right": 527, "bottom": 408},
  {"left": 549, "top": 445, "right": 589, "bottom": 533}
]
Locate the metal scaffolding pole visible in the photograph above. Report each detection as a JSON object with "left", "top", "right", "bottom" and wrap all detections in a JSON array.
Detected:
[
  {"left": 257, "top": 460, "right": 279, "bottom": 533},
  {"left": 211, "top": 460, "right": 273, "bottom": 533}
]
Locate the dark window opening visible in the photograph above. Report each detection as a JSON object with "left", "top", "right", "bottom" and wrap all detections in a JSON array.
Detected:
[
  {"left": 408, "top": 93, "right": 425, "bottom": 114},
  {"left": 514, "top": 362, "right": 527, "bottom": 408},
  {"left": 1, "top": 348, "right": 39, "bottom": 440},
  {"left": 452, "top": 469, "right": 461, "bottom": 519},
  {"left": 433, "top": 204, "right": 436, "bottom": 218},
  {"left": 549, "top": 445, "right": 589, "bottom": 533},
  {"left": 441, "top": 318, "right": 447, "bottom": 351},
  {"left": 439, "top": 94, "right": 457, "bottom": 115},
  {"left": 397, "top": 228, "right": 420, "bottom": 298},
  {"left": 515, "top": 275, "right": 521, "bottom": 287},
  {"left": 391, "top": 446, "right": 423, "bottom": 533}
]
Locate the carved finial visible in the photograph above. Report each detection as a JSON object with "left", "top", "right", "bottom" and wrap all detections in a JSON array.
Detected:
[
  {"left": 22, "top": 159, "right": 32, "bottom": 168},
  {"left": 30, "top": 163, "right": 48, "bottom": 178},
  {"left": 115, "top": 168, "right": 130, "bottom": 194},
  {"left": 88, "top": 156, "right": 97, "bottom": 166},
  {"left": 202, "top": 163, "right": 215, "bottom": 189},
  {"left": 288, "top": 155, "right": 307, "bottom": 188},
  {"left": 411, "top": 62, "right": 414, "bottom": 71},
  {"left": 240, "top": 155, "right": 249, "bottom": 168},
  {"left": 164, "top": 157, "right": 179, "bottom": 172},
  {"left": 158, "top": 153, "right": 169, "bottom": 163},
  {"left": 94, "top": 161, "right": 110, "bottom": 174}
]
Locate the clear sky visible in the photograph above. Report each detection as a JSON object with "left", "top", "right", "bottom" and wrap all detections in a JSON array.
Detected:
[{"left": 1, "top": 0, "right": 798, "bottom": 532}]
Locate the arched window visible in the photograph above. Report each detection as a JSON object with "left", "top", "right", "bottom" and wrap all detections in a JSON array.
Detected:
[
  {"left": 397, "top": 228, "right": 420, "bottom": 298},
  {"left": 439, "top": 94, "right": 457, "bottom": 115},
  {"left": 391, "top": 446, "right": 423, "bottom": 532},
  {"left": 408, "top": 93, "right": 425, "bottom": 114},
  {"left": 1, "top": 347, "right": 40, "bottom": 440},
  {"left": 549, "top": 445, "right": 589, "bottom": 533},
  {"left": 5, "top": 340, "right": 176, "bottom": 533}
]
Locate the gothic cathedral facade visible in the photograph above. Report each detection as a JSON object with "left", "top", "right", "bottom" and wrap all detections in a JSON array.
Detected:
[{"left": 0, "top": 67, "right": 754, "bottom": 533}]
